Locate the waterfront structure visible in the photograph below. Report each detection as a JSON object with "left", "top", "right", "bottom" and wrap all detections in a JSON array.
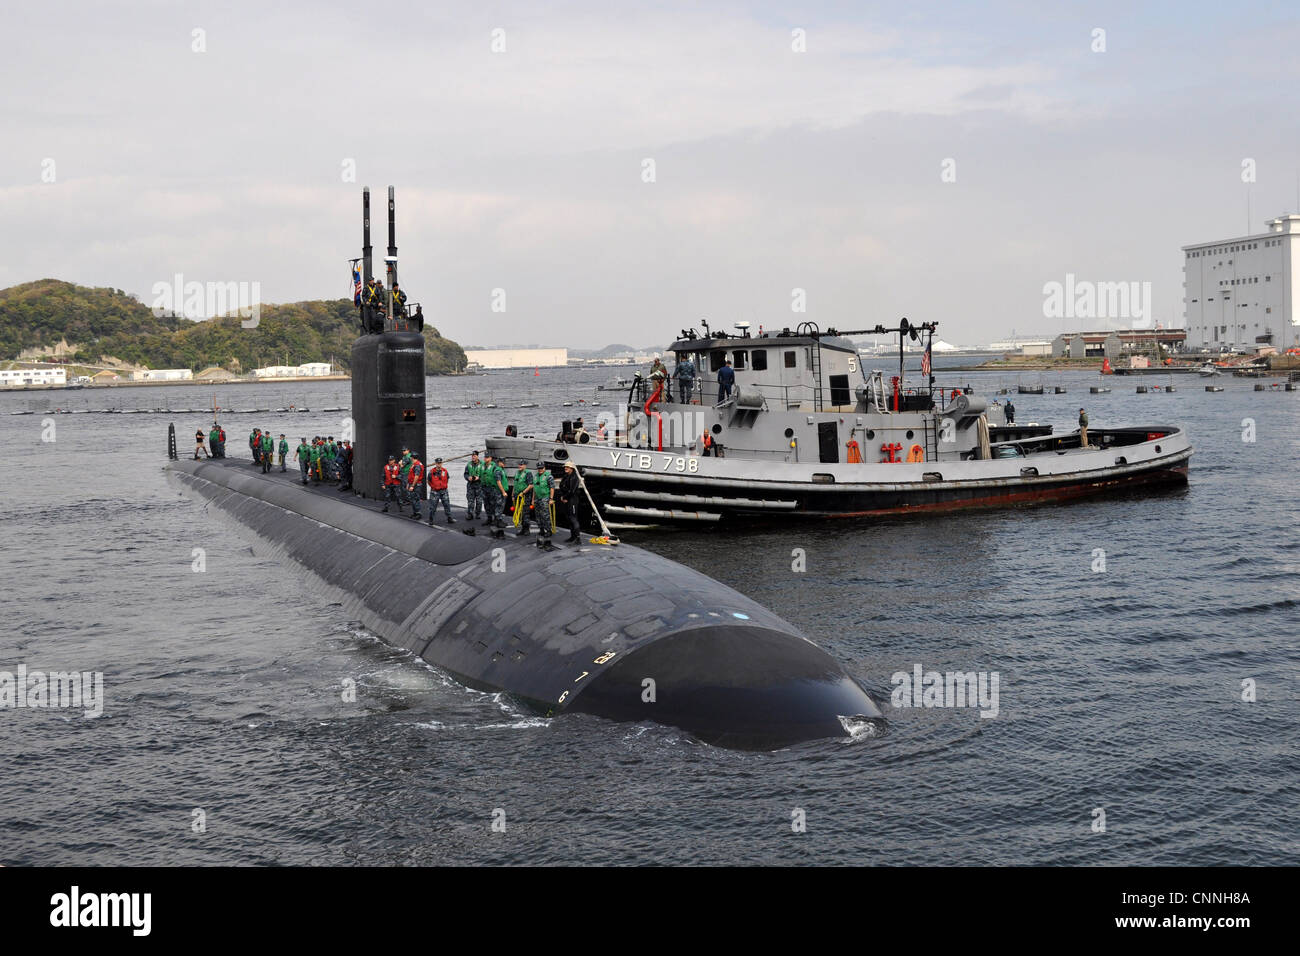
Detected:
[
  {"left": 252, "top": 362, "right": 336, "bottom": 378},
  {"left": 131, "top": 368, "right": 193, "bottom": 382},
  {"left": 1052, "top": 329, "right": 1186, "bottom": 359},
  {"left": 1183, "top": 213, "right": 1300, "bottom": 352},
  {"left": 464, "top": 347, "right": 569, "bottom": 369},
  {"left": 0, "top": 366, "right": 67, "bottom": 387}
]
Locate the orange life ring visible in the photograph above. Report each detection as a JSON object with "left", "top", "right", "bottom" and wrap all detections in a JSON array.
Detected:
[
  {"left": 846, "top": 439, "right": 863, "bottom": 464},
  {"left": 905, "top": 444, "right": 925, "bottom": 463},
  {"left": 950, "top": 389, "right": 961, "bottom": 401}
]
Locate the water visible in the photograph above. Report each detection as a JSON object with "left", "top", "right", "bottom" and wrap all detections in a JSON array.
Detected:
[{"left": 2, "top": 362, "right": 1297, "bottom": 865}]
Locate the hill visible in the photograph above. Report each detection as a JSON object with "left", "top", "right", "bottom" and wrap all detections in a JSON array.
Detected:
[{"left": 0, "top": 280, "right": 467, "bottom": 374}]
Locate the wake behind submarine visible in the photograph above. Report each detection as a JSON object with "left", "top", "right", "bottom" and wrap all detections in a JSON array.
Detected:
[{"left": 167, "top": 187, "right": 881, "bottom": 749}]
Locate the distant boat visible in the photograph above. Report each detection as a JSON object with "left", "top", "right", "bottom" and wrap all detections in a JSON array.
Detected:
[
  {"left": 597, "top": 376, "right": 632, "bottom": 391},
  {"left": 1197, "top": 363, "right": 1222, "bottom": 377},
  {"left": 519, "top": 402, "right": 539, "bottom": 408}
]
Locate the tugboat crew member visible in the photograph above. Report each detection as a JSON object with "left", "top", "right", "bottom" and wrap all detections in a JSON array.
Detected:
[
  {"left": 1005, "top": 400, "right": 1015, "bottom": 425},
  {"left": 673, "top": 354, "right": 696, "bottom": 404},
  {"left": 716, "top": 358, "right": 735, "bottom": 405},
  {"left": 1078, "top": 408, "right": 1089, "bottom": 448}
]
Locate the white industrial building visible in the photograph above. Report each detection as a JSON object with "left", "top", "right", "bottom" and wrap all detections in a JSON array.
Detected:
[
  {"left": 1183, "top": 213, "right": 1300, "bottom": 352},
  {"left": 1, "top": 367, "right": 67, "bottom": 387},
  {"left": 464, "top": 347, "right": 569, "bottom": 369},
  {"left": 131, "top": 368, "right": 193, "bottom": 381},
  {"left": 253, "top": 362, "right": 336, "bottom": 378}
]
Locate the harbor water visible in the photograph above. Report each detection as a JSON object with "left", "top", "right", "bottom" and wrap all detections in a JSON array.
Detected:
[{"left": 1, "top": 362, "right": 1296, "bottom": 865}]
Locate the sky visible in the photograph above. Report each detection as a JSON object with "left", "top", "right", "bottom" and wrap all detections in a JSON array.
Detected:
[{"left": 3, "top": 0, "right": 1299, "bottom": 349}]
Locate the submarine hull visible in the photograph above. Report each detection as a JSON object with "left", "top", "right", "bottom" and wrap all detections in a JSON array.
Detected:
[{"left": 169, "top": 458, "right": 881, "bottom": 748}]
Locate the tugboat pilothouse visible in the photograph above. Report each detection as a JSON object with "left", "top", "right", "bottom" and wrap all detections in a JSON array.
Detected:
[{"left": 487, "top": 320, "right": 1193, "bottom": 525}]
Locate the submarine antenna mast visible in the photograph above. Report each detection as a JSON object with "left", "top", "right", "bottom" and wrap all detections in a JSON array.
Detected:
[
  {"left": 362, "top": 188, "right": 373, "bottom": 333},
  {"left": 386, "top": 185, "right": 398, "bottom": 329}
]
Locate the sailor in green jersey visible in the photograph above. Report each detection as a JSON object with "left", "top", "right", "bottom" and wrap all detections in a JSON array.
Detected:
[
  {"left": 295, "top": 439, "right": 312, "bottom": 484},
  {"left": 482, "top": 454, "right": 507, "bottom": 534},
  {"left": 309, "top": 440, "right": 322, "bottom": 482},
  {"left": 397, "top": 448, "right": 414, "bottom": 510},
  {"left": 510, "top": 460, "right": 534, "bottom": 536},
  {"left": 278, "top": 434, "right": 288, "bottom": 472},
  {"left": 260, "top": 430, "right": 274, "bottom": 474},
  {"left": 208, "top": 425, "right": 220, "bottom": 459},
  {"left": 531, "top": 462, "right": 555, "bottom": 551},
  {"left": 464, "top": 451, "right": 484, "bottom": 520}
]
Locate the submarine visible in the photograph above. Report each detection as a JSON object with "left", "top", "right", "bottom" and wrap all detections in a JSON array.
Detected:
[{"left": 166, "top": 187, "right": 882, "bottom": 749}]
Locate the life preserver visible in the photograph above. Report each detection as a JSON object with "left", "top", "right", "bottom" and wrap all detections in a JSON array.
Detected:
[
  {"left": 950, "top": 389, "right": 961, "bottom": 401},
  {"left": 906, "top": 444, "right": 925, "bottom": 463},
  {"left": 845, "top": 440, "right": 862, "bottom": 464}
]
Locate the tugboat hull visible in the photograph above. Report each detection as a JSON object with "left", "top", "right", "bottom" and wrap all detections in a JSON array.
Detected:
[{"left": 488, "top": 426, "right": 1192, "bottom": 525}]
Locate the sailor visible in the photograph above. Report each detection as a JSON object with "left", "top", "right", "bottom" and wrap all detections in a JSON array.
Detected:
[
  {"left": 573, "top": 417, "right": 589, "bottom": 443},
  {"left": 1005, "top": 400, "right": 1015, "bottom": 425},
  {"left": 701, "top": 431, "right": 714, "bottom": 456},
  {"left": 278, "top": 434, "right": 288, "bottom": 472},
  {"left": 464, "top": 451, "right": 484, "bottom": 520},
  {"left": 406, "top": 453, "right": 425, "bottom": 520},
  {"left": 391, "top": 281, "right": 407, "bottom": 320},
  {"left": 482, "top": 453, "right": 507, "bottom": 533},
  {"left": 650, "top": 357, "right": 669, "bottom": 401},
  {"left": 193, "top": 429, "right": 209, "bottom": 459},
  {"left": 260, "top": 429, "right": 274, "bottom": 473},
  {"left": 673, "top": 354, "right": 696, "bottom": 404},
  {"left": 339, "top": 441, "right": 354, "bottom": 491},
  {"left": 596, "top": 420, "right": 608, "bottom": 442},
  {"left": 295, "top": 438, "right": 312, "bottom": 484},
  {"left": 426, "top": 457, "right": 454, "bottom": 524},
  {"left": 217, "top": 425, "right": 226, "bottom": 458},
  {"left": 531, "top": 462, "right": 555, "bottom": 551},
  {"left": 412, "top": 304, "right": 425, "bottom": 332},
  {"left": 396, "top": 447, "right": 413, "bottom": 510},
  {"left": 208, "top": 424, "right": 220, "bottom": 458},
  {"left": 1079, "top": 408, "right": 1089, "bottom": 448},
  {"left": 309, "top": 438, "right": 323, "bottom": 482},
  {"left": 511, "top": 459, "right": 534, "bottom": 536},
  {"left": 558, "top": 462, "right": 582, "bottom": 544},
  {"left": 381, "top": 454, "right": 403, "bottom": 512},
  {"left": 250, "top": 428, "right": 261, "bottom": 465},
  {"left": 716, "top": 358, "right": 735, "bottom": 404}
]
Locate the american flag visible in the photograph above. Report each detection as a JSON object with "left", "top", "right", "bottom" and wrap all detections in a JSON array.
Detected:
[
  {"left": 921, "top": 341, "right": 931, "bottom": 377},
  {"left": 352, "top": 267, "right": 362, "bottom": 306}
]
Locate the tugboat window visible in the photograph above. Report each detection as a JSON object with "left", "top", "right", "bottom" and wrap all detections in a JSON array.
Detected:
[
  {"left": 829, "top": 374, "right": 850, "bottom": 406},
  {"left": 783, "top": 427, "right": 794, "bottom": 438},
  {"left": 711, "top": 424, "right": 722, "bottom": 435},
  {"left": 709, "top": 350, "right": 726, "bottom": 372},
  {"left": 733, "top": 350, "right": 747, "bottom": 370},
  {"left": 752, "top": 349, "right": 768, "bottom": 371},
  {"left": 784, "top": 351, "right": 797, "bottom": 368}
]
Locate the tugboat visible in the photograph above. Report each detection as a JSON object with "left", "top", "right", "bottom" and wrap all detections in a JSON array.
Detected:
[{"left": 487, "top": 320, "right": 1193, "bottom": 525}]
